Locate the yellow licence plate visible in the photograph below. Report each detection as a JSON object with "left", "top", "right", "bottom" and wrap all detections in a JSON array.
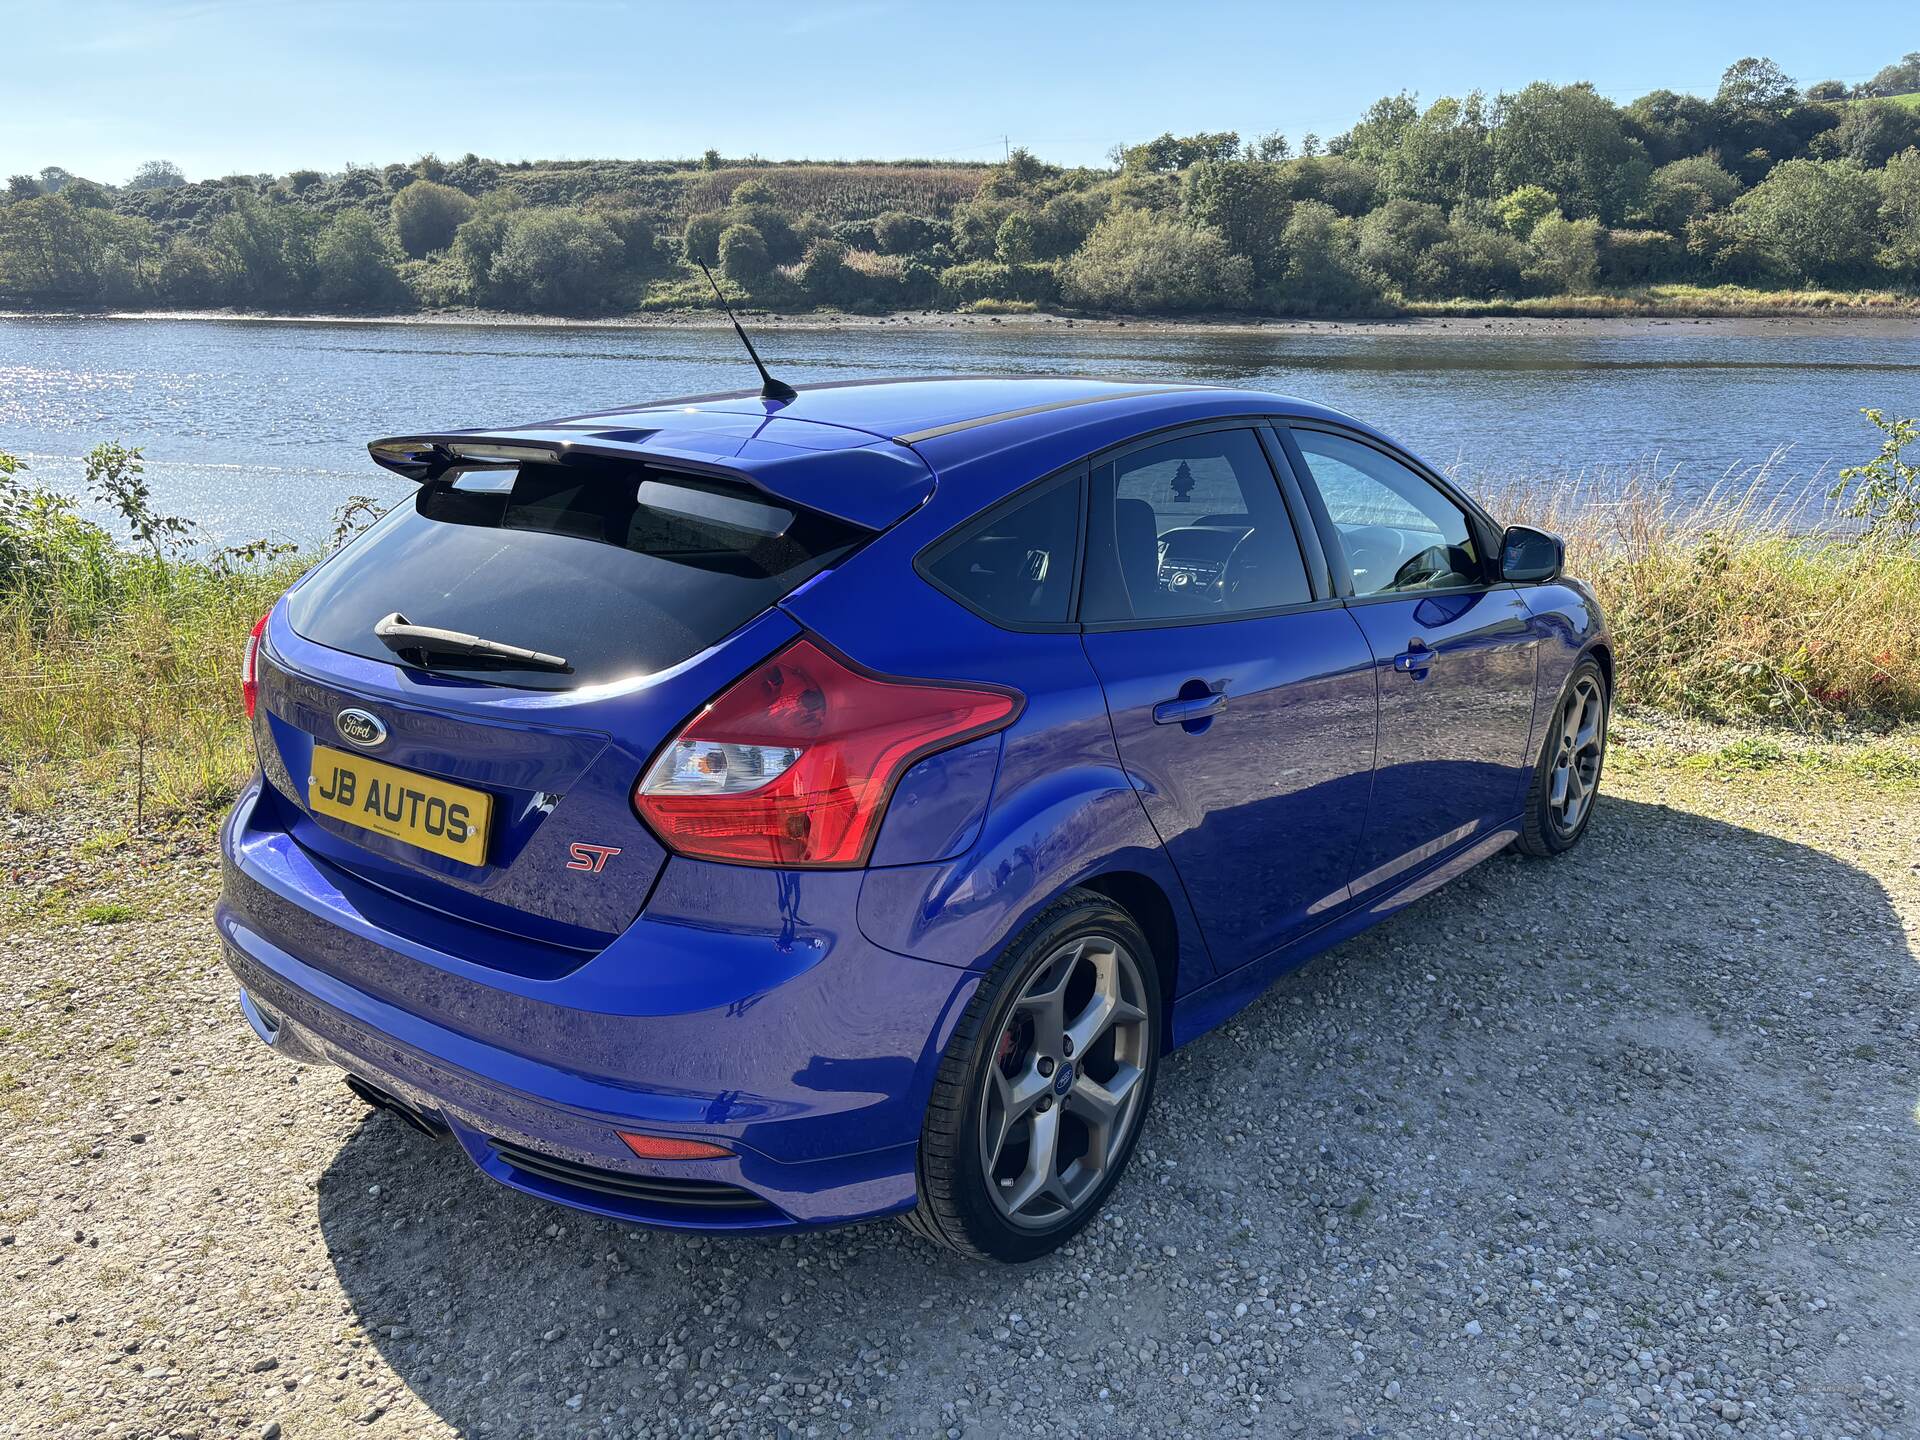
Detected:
[{"left": 308, "top": 745, "right": 492, "bottom": 866}]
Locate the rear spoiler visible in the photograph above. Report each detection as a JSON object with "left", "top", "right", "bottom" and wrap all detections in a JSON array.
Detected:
[{"left": 367, "top": 426, "right": 934, "bottom": 532}]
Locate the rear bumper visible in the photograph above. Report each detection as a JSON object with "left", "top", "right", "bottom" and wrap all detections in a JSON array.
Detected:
[{"left": 218, "top": 782, "right": 978, "bottom": 1230}]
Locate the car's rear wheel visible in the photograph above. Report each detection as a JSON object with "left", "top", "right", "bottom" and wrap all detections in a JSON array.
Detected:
[
  {"left": 901, "top": 890, "right": 1161, "bottom": 1262},
  {"left": 1516, "top": 657, "right": 1609, "bottom": 857}
]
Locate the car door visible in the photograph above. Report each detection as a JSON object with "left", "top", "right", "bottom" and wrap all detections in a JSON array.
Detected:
[
  {"left": 1280, "top": 424, "right": 1538, "bottom": 901},
  {"left": 1078, "top": 424, "right": 1378, "bottom": 973}
]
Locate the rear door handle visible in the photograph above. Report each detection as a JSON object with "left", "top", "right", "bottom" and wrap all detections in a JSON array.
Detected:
[
  {"left": 1152, "top": 691, "right": 1228, "bottom": 725},
  {"left": 1393, "top": 644, "right": 1437, "bottom": 675}
]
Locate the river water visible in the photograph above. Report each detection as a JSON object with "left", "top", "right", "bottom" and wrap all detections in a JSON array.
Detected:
[{"left": 3, "top": 313, "right": 1917, "bottom": 545}]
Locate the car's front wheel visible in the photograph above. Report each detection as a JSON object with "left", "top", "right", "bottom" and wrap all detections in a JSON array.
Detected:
[
  {"left": 1516, "top": 656, "right": 1609, "bottom": 856},
  {"left": 901, "top": 891, "right": 1161, "bottom": 1262}
]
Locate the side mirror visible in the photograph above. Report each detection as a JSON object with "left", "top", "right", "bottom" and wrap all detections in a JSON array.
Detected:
[{"left": 1499, "top": 524, "right": 1564, "bottom": 584}]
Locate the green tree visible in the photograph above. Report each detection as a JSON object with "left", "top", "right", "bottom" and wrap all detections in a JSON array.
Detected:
[
  {"left": 1273, "top": 201, "right": 1383, "bottom": 311},
  {"left": 1494, "top": 82, "right": 1646, "bottom": 223},
  {"left": 207, "top": 193, "right": 319, "bottom": 305},
  {"left": 390, "top": 179, "right": 475, "bottom": 258},
  {"left": 1355, "top": 199, "right": 1449, "bottom": 296},
  {"left": 313, "top": 210, "right": 406, "bottom": 308},
  {"left": 1182, "top": 159, "right": 1291, "bottom": 278},
  {"left": 994, "top": 212, "right": 1037, "bottom": 263},
  {"left": 717, "top": 221, "right": 771, "bottom": 286},
  {"left": 486, "top": 209, "right": 625, "bottom": 313},
  {"left": 1061, "top": 208, "right": 1251, "bottom": 312},
  {"left": 1525, "top": 213, "right": 1602, "bottom": 292},
  {"left": 1862, "top": 52, "right": 1920, "bottom": 98},
  {"left": 1643, "top": 155, "right": 1741, "bottom": 232},
  {"left": 1119, "top": 131, "right": 1241, "bottom": 172},
  {"left": 1876, "top": 148, "right": 1920, "bottom": 278},
  {"left": 127, "top": 159, "right": 185, "bottom": 191},
  {"left": 1716, "top": 57, "right": 1798, "bottom": 115},
  {"left": 1730, "top": 158, "right": 1882, "bottom": 281},
  {"left": 1624, "top": 90, "right": 1717, "bottom": 166},
  {"left": 1494, "top": 184, "right": 1558, "bottom": 239},
  {"left": 1333, "top": 93, "right": 1420, "bottom": 171},
  {"left": 1383, "top": 94, "right": 1494, "bottom": 207},
  {"left": 1822, "top": 100, "right": 1920, "bottom": 168}
]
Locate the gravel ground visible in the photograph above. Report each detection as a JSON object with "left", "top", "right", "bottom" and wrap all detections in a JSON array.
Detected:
[{"left": 2, "top": 727, "right": 1917, "bottom": 1440}]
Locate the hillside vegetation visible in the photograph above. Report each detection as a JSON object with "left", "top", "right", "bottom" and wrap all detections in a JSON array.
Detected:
[{"left": 2, "top": 53, "right": 1920, "bottom": 319}]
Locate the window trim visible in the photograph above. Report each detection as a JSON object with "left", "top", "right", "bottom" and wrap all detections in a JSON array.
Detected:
[
  {"left": 1277, "top": 421, "right": 1505, "bottom": 607},
  {"left": 1078, "top": 418, "right": 1331, "bottom": 633},
  {"left": 912, "top": 464, "right": 1089, "bottom": 633}
]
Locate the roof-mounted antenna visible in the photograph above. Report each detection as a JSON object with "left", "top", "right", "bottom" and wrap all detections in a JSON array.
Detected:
[{"left": 697, "top": 262, "right": 798, "bottom": 403}]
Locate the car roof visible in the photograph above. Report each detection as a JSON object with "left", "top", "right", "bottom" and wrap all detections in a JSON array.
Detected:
[
  {"left": 573, "top": 375, "right": 1373, "bottom": 452},
  {"left": 369, "top": 376, "right": 1393, "bottom": 532}
]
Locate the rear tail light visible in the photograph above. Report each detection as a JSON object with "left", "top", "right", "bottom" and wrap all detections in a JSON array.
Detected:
[
  {"left": 633, "top": 637, "right": 1020, "bottom": 867},
  {"left": 241, "top": 611, "right": 270, "bottom": 718}
]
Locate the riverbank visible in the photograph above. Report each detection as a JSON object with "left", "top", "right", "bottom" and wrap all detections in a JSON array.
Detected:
[{"left": 8, "top": 288, "right": 1920, "bottom": 340}]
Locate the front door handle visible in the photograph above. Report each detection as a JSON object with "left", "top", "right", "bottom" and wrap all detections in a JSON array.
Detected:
[
  {"left": 1152, "top": 691, "right": 1228, "bottom": 725},
  {"left": 1393, "top": 643, "right": 1437, "bottom": 676}
]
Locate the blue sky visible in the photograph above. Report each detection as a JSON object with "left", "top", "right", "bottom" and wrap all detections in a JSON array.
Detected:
[{"left": 4, "top": 0, "right": 1914, "bottom": 182}]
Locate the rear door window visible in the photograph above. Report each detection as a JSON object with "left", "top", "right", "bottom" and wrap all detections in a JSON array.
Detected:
[
  {"left": 1081, "top": 428, "right": 1313, "bottom": 622},
  {"left": 287, "top": 460, "right": 863, "bottom": 689}
]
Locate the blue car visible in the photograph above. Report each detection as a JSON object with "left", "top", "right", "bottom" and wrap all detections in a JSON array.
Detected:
[{"left": 219, "top": 375, "right": 1610, "bottom": 1262}]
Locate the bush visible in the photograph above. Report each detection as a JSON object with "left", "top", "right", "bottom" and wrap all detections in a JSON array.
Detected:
[
  {"left": 1062, "top": 209, "right": 1251, "bottom": 312},
  {"left": 1598, "top": 228, "right": 1688, "bottom": 283},
  {"left": 1643, "top": 155, "right": 1742, "bottom": 232},
  {"left": 1526, "top": 213, "right": 1603, "bottom": 292},
  {"left": 873, "top": 210, "right": 941, "bottom": 255},
  {"left": 1356, "top": 199, "right": 1449, "bottom": 295},
  {"left": 313, "top": 210, "right": 408, "bottom": 309},
  {"left": 682, "top": 212, "right": 727, "bottom": 266},
  {"left": 717, "top": 222, "right": 771, "bottom": 286},
  {"left": 1494, "top": 184, "right": 1558, "bottom": 239},
  {"left": 486, "top": 209, "right": 625, "bottom": 313},
  {"left": 796, "top": 238, "right": 858, "bottom": 305},
  {"left": 1412, "top": 219, "right": 1526, "bottom": 299},
  {"left": 935, "top": 259, "right": 1059, "bottom": 307},
  {"left": 1730, "top": 158, "right": 1882, "bottom": 282},
  {"left": 1272, "top": 201, "right": 1385, "bottom": 311},
  {"left": 390, "top": 179, "right": 475, "bottom": 258}
]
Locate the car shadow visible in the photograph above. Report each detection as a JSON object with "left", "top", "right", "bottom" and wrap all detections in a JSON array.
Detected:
[{"left": 315, "top": 793, "right": 1918, "bottom": 1437}]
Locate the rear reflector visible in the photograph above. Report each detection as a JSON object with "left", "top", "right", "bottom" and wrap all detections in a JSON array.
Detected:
[
  {"left": 617, "top": 1131, "right": 732, "bottom": 1161},
  {"left": 632, "top": 637, "right": 1020, "bottom": 867}
]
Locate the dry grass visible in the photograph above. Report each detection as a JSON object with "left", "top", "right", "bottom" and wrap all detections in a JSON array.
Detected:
[
  {"left": 1409, "top": 284, "right": 1920, "bottom": 317},
  {"left": 1471, "top": 454, "right": 1920, "bottom": 727}
]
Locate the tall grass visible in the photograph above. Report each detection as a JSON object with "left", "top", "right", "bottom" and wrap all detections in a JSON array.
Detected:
[
  {"left": 2, "top": 438, "right": 1917, "bottom": 825},
  {"left": 1472, "top": 453, "right": 1920, "bottom": 726}
]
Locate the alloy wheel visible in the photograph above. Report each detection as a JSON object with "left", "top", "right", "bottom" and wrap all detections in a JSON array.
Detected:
[
  {"left": 977, "top": 934, "right": 1152, "bottom": 1230},
  {"left": 1548, "top": 673, "right": 1606, "bottom": 836}
]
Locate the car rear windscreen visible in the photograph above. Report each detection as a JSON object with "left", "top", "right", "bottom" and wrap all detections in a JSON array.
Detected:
[{"left": 286, "top": 459, "right": 865, "bottom": 690}]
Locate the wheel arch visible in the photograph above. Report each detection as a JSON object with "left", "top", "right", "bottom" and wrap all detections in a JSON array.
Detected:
[{"left": 1076, "top": 868, "right": 1185, "bottom": 1053}]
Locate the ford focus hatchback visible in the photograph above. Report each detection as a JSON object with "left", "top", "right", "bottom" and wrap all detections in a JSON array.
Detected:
[{"left": 218, "top": 376, "right": 1611, "bottom": 1261}]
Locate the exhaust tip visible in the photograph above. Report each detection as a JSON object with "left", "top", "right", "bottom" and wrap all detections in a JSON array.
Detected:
[{"left": 344, "top": 1075, "right": 449, "bottom": 1139}]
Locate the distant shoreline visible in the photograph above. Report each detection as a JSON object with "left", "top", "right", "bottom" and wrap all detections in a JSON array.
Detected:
[{"left": 7, "top": 305, "right": 1920, "bottom": 342}]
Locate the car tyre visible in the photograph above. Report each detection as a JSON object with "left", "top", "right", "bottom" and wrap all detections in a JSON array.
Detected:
[
  {"left": 901, "top": 889, "right": 1162, "bottom": 1262},
  {"left": 1515, "top": 656, "right": 1609, "bottom": 857}
]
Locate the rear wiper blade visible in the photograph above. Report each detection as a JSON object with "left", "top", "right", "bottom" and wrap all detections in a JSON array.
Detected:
[{"left": 372, "top": 612, "right": 571, "bottom": 672}]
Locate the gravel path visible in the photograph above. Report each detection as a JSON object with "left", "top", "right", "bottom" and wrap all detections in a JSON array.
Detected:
[{"left": 3, "top": 732, "right": 1917, "bottom": 1439}]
